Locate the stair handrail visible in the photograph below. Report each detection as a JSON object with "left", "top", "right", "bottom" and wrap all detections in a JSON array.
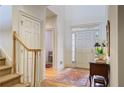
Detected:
[{"left": 13, "top": 31, "right": 41, "bottom": 86}]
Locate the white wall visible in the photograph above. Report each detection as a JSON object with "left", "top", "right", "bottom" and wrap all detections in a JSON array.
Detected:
[
  {"left": 0, "top": 5, "right": 13, "bottom": 65},
  {"left": 108, "top": 5, "right": 118, "bottom": 87},
  {"left": 45, "top": 31, "right": 52, "bottom": 63},
  {"left": 46, "top": 31, "right": 52, "bottom": 53},
  {"left": 65, "top": 5, "right": 107, "bottom": 23},
  {"left": 64, "top": 5, "right": 107, "bottom": 67}
]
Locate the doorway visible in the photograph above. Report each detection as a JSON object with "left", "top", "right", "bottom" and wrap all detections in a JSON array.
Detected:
[
  {"left": 45, "top": 29, "right": 54, "bottom": 68},
  {"left": 72, "top": 24, "right": 100, "bottom": 69},
  {"left": 45, "top": 8, "right": 57, "bottom": 71}
]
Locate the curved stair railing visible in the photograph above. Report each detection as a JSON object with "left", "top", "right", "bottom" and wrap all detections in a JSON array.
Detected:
[{"left": 13, "top": 31, "right": 41, "bottom": 86}]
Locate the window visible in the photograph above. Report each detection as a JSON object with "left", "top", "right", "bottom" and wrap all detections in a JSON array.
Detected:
[{"left": 72, "top": 33, "right": 76, "bottom": 63}]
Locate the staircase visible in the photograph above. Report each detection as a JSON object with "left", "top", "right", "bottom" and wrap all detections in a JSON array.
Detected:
[{"left": 0, "top": 57, "right": 30, "bottom": 87}]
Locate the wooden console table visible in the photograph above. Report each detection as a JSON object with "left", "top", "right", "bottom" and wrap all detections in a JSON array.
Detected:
[{"left": 89, "top": 62, "right": 110, "bottom": 86}]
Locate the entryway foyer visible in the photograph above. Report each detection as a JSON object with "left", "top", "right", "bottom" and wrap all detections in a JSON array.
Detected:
[{"left": 0, "top": 5, "right": 114, "bottom": 87}]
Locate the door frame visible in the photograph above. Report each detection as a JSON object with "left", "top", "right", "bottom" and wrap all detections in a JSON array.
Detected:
[
  {"left": 45, "top": 28, "right": 57, "bottom": 69},
  {"left": 19, "top": 10, "right": 41, "bottom": 23},
  {"left": 18, "top": 10, "right": 42, "bottom": 46},
  {"left": 44, "top": 8, "right": 58, "bottom": 70},
  {"left": 43, "top": 7, "right": 58, "bottom": 75}
]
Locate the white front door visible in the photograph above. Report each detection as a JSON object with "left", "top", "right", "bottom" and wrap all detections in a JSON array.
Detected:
[
  {"left": 75, "top": 30, "right": 98, "bottom": 68},
  {"left": 18, "top": 13, "right": 41, "bottom": 83}
]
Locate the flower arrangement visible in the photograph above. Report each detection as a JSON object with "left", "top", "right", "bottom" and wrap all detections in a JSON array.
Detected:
[{"left": 94, "top": 42, "right": 107, "bottom": 62}]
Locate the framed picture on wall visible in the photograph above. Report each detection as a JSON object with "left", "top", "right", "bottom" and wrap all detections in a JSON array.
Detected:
[{"left": 106, "top": 20, "right": 110, "bottom": 56}]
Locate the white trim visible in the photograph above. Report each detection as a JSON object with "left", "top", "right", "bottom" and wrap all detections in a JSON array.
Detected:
[
  {"left": 19, "top": 10, "right": 41, "bottom": 22},
  {"left": 71, "top": 22, "right": 101, "bottom": 32},
  {"left": 71, "top": 22, "right": 101, "bottom": 28}
]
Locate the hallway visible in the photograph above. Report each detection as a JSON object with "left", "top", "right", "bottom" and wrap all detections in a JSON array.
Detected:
[{"left": 41, "top": 68, "right": 89, "bottom": 87}]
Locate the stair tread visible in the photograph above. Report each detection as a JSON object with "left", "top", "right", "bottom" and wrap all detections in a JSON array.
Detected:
[
  {"left": 0, "top": 65, "right": 12, "bottom": 71},
  {"left": 12, "top": 83, "right": 30, "bottom": 87},
  {"left": 0, "top": 74, "right": 20, "bottom": 84},
  {"left": 0, "top": 57, "right": 6, "bottom": 60}
]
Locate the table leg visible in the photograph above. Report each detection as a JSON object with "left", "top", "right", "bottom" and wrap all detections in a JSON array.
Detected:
[{"left": 89, "top": 76, "right": 92, "bottom": 87}]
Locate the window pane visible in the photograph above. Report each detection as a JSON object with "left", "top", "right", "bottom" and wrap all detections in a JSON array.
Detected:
[{"left": 72, "top": 33, "right": 76, "bottom": 62}]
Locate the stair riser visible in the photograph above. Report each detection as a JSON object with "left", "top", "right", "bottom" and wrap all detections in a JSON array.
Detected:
[
  {"left": 0, "top": 68, "right": 12, "bottom": 77},
  {"left": 0, "top": 76, "right": 21, "bottom": 87},
  {"left": 0, "top": 60, "right": 5, "bottom": 66}
]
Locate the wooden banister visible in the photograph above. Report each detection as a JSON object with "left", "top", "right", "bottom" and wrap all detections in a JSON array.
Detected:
[
  {"left": 13, "top": 32, "right": 41, "bottom": 52},
  {"left": 13, "top": 31, "right": 41, "bottom": 86}
]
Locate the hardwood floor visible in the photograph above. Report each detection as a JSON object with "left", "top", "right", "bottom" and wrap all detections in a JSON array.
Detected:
[
  {"left": 41, "top": 67, "right": 89, "bottom": 87},
  {"left": 46, "top": 68, "right": 58, "bottom": 79}
]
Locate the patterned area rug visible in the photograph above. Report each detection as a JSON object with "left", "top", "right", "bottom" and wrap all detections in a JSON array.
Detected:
[{"left": 41, "top": 68, "right": 89, "bottom": 87}]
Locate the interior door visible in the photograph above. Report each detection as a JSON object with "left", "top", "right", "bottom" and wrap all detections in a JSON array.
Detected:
[
  {"left": 75, "top": 30, "right": 98, "bottom": 68},
  {"left": 18, "top": 13, "right": 41, "bottom": 82},
  {"left": 19, "top": 15, "right": 40, "bottom": 48}
]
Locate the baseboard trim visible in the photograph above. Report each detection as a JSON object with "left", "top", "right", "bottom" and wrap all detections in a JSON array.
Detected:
[{"left": 65, "top": 66, "right": 89, "bottom": 70}]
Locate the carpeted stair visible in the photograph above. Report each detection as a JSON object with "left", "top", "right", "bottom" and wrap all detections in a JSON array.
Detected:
[{"left": 0, "top": 57, "right": 30, "bottom": 87}]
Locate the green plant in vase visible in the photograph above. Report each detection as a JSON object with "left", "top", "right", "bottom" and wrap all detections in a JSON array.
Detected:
[
  {"left": 96, "top": 46, "right": 105, "bottom": 60},
  {"left": 96, "top": 47, "right": 103, "bottom": 54},
  {"left": 94, "top": 42, "right": 107, "bottom": 61}
]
